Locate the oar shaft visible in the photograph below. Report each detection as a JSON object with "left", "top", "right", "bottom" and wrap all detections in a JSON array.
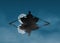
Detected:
[
  {"left": 40, "top": 18, "right": 50, "bottom": 25},
  {"left": 9, "top": 19, "right": 18, "bottom": 24}
]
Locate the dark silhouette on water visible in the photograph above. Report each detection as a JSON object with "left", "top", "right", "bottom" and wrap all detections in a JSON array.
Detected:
[
  {"left": 9, "top": 11, "right": 50, "bottom": 36},
  {"left": 20, "top": 11, "right": 39, "bottom": 35}
]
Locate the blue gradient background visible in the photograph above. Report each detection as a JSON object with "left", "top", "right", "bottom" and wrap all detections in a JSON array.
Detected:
[{"left": 0, "top": 0, "right": 60, "bottom": 43}]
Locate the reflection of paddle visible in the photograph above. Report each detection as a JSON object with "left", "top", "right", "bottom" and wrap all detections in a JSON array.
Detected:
[
  {"left": 40, "top": 18, "right": 50, "bottom": 26},
  {"left": 9, "top": 19, "right": 18, "bottom": 28}
]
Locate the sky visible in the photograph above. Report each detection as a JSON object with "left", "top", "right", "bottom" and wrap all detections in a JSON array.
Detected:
[{"left": 0, "top": 0, "right": 60, "bottom": 43}]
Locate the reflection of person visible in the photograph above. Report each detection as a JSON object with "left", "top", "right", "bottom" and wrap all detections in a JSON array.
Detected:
[{"left": 17, "top": 24, "right": 26, "bottom": 34}]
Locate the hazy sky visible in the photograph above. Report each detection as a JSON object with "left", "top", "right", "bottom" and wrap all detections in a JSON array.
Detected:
[{"left": 0, "top": 0, "right": 60, "bottom": 43}]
